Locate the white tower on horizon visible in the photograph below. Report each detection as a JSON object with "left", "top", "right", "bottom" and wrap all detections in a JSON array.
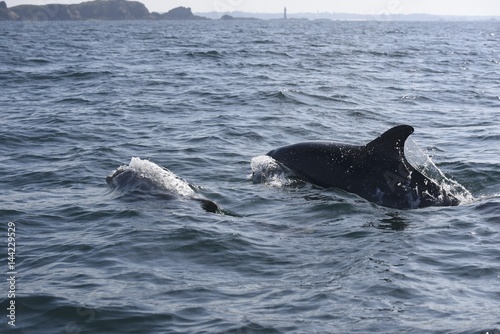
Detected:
[{"left": 284, "top": 7, "right": 287, "bottom": 19}]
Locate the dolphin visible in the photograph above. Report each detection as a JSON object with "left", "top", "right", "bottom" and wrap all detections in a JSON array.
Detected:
[
  {"left": 266, "top": 125, "right": 459, "bottom": 209},
  {"left": 106, "top": 161, "right": 220, "bottom": 214}
]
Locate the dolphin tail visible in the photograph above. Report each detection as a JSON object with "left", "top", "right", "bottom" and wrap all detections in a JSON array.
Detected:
[{"left": 196, "top": 198, "right": 221, "bottom": 214}]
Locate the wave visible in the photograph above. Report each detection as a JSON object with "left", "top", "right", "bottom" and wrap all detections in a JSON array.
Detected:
[
  {"left": 275, "top": 89, "right": 358, "bottom": 107},
  {"left": 19, "top": 69, "right": 113, "bottom": 82},
  {"left": 186, "top": 50, "right": 223, "bottom": 58},
  {"left": 0, "top": 293, "right": 284, "bottom": 334}
]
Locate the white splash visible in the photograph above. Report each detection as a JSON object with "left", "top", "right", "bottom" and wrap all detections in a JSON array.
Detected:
[
  {"left": 404, "top": 139, "right": 474, "bottom": 204},
  {"left": 122, "top": 157, "right": 195, "bottom": 198},
  {"left": 250, "top": 155, "right": 292, "bottom": 187}
]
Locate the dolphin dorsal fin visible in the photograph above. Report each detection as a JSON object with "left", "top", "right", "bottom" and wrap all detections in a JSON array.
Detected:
[{"left": 365, "top": 125, "right": 414, "bottom": 158}]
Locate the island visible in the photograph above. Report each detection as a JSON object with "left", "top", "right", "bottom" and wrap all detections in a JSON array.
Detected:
[
  {"left": 154, "top": 6, "right": 207, "bottom": 20},
  {"left": 0, "top": 0, "right": 209, "bottom": 21},
  {"left": 220, "top": 14, "right": 259, "bottom": 21}
]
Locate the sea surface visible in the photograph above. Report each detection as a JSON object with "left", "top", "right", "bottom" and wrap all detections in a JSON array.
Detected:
[{"left": 0, "top": 19, "right": 499, "bottom": 333}]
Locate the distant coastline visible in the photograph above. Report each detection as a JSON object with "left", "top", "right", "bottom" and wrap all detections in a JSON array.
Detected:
[
  {"left": 1, "top": 0, "right": 498, "bottom": 21},
  {"left": 0, "top": 0, "right": 208, "bottom": 21}
]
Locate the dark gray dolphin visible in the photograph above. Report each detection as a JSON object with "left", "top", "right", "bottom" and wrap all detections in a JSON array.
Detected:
[{"left": 266, "top": 125, "right": 459, "bottom": 209}]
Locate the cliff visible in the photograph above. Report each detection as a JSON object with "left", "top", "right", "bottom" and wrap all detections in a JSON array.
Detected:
[
  {"left": 0, "top": 1, "right": 208, "bottom": 21},
  {"left": 0, "top": 1, "right": 18, "bottom": 20}
]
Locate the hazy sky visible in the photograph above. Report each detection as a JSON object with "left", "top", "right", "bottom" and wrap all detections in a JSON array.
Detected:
[{"left": 5, "top": 0, "right": 500, "bottom": 16}]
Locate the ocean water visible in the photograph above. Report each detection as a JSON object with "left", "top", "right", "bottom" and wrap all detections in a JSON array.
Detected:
[{"left": 0, "top": 19, "right": 499, "bottom": 333}]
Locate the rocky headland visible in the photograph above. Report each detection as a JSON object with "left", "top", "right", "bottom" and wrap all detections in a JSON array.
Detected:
[{"left": 0, "top": 0, "right": 208, "bottom": 21}]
